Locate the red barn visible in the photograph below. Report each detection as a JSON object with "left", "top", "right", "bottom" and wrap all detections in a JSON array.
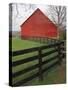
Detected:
[{"left": 20, "top": 8, "right": 59, "bottom": 39}]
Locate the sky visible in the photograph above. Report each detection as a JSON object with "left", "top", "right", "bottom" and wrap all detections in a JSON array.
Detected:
[{"left": 11, "top": 3, "right": 50, "bottom": 31}]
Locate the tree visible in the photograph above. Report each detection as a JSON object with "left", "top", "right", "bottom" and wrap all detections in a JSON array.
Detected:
[
  {"left": 13, "top": 3, "right": 36, "bottom": 19},
  {"left": 48, "top": 5, "right": 66, "bottom": 30},
  {"left": 9, "top": 4, "right": 12, "bottom": 31}
]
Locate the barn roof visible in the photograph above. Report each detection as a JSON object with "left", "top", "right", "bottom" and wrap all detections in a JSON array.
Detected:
[{"left": 20, "top": 8, "right": 56, "bottom": 27}]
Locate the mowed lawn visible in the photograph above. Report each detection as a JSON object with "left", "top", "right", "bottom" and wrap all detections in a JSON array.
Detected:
[
  {"left": 12, "top": 37, "right": 44, "bottom": 51},
  {"left": 11, "top": 37, "right": 66, "bottom": 86}
]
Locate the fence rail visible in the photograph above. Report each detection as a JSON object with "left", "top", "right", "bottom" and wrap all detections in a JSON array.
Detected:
[{"left": 10, "top": 41, "right": 65, "bottom": 86}]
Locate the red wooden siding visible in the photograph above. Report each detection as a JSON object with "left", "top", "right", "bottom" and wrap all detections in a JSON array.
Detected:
[{"left": 20, "top": 8, "right": 58, "bottom": 38}]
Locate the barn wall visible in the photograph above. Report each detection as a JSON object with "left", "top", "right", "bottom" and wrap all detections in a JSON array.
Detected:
[{"left": 21, "top": 9, "right": 58, "bottom": 39}]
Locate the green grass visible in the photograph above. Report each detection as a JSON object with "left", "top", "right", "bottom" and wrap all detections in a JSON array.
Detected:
[
  {"left": 11, "top": 37, "right": 66, "bottom": 86},
  {"left": 12, "top": 37, "right": 44, "bottom": 51}
]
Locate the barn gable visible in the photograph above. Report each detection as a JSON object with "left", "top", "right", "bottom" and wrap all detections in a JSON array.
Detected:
[{"left": 20, "top": 8, "right": 58, "bottom": 39}]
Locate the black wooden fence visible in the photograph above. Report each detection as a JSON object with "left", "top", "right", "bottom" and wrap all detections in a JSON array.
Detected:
[{"left": 9, "top": 41, "right": 65, "bottom": 86}]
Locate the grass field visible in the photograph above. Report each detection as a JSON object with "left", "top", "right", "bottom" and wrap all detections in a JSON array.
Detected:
[
  {"left": 12, "top": 37, "right": 44, "bottom": 51},
  {"left": 11, "top": 37, "right": 66, "bottom": 86}
]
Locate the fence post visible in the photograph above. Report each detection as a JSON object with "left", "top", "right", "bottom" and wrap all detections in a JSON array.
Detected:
[
  {"left": 61, "top": 41, "right": 65, "bottom": 59},
  {"left": 38, "top": 48, "right": 43, "bottom": 81},
  {"left": 57, "top": 43, "right": 62, "bottom": 65}
]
